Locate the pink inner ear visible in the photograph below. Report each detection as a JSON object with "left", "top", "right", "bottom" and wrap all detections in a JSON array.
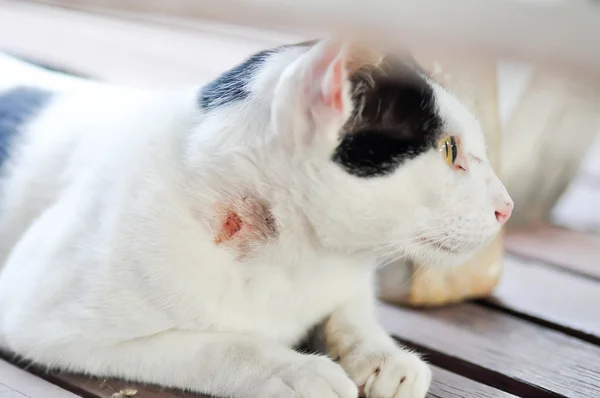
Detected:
[
  {"left": 308, "top": 41, "right": 347, "bottom": 114},
  {"left": 323, "top": 58, "right": 345, "bottom": 112}
]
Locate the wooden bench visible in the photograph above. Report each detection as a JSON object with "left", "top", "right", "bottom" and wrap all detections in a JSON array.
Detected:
[{"left": 1, "top": 2, "right": 599, "bottom": 397}]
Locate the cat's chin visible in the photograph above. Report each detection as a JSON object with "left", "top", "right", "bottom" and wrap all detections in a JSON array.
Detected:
[
  {"left": 406, "top": 234, "right": 496, "bottom": 268},
  {"left": 408, "top": 244, "right": 481, "bottom": 268}
]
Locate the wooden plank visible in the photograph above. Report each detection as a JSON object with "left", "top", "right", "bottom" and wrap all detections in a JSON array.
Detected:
[
  {"left": 0, "top": 335, "right": 524, "bottom": 398},
  {"left": 378, "top": 302, "right": 600, "bottom": 397},
  {"left": 485, "top": 254, "right": 600, "bottom": 343},
  {"left": 429, "top": 366, "right": 516, "bottom": 398},
  {"left": 47, "top": 372, "right": 206, "bottom": 398},
  {"left": 505, "top": 226, "right": 600, "bottom": 280},
  {"left": 43, "top": 365, "right": 514, "bottom": 398},
  {"left": 0, "top": 359, "right": 78, "bottom": 398}
]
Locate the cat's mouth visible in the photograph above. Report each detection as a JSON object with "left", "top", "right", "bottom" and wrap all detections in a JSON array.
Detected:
[{"left": 416, "top": 232, "right": 497, "bottom": 257}]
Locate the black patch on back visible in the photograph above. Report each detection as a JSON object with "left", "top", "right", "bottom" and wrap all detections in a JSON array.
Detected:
[
  {"left": 332, "top": 57, "right": 443, "bottom": 178},
  {"left": 0, "top": 86, "right": 53, "bottom": 169},
  {"left": 199, "top": 49, "right": 276, "bottom": 110}
]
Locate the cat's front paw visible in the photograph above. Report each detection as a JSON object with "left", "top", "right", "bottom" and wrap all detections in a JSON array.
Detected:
[
  {"left": 339, "top": 345, "right": 431, "bottom": 398},
  {"left": 259, "top": 355, "right": 358, "bottom": 398}
]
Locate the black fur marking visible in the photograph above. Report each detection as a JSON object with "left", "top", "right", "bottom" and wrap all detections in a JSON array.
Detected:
[
  {"left": 199, "top": 49, "right": 276, "bottom": 110},
  {"left": 333, "top": 57, "right": 443, "bottom": 178},
  {"left": 0, "top": 86, "right": 53, "bottom": 170}
]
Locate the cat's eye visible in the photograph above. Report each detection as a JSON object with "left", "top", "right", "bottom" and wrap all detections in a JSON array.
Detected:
[{"left": 438, "top": 136, "right": 458, "bottom": 167}]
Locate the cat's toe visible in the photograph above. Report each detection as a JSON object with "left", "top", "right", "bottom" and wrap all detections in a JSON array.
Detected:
[{"left": 341, "top": 346, "right": 431, "bottom": 398}]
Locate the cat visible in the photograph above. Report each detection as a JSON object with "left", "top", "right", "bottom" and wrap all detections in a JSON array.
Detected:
[{"left": 0, "top": 39, "right": 513, "bottom": 398}]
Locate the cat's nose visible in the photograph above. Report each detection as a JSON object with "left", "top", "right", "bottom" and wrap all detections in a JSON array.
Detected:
[{"left": 495, "top": 202, "right": 513, "bottom": 225}]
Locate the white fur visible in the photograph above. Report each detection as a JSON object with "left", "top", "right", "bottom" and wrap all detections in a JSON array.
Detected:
[{"left": 0, "top": 41, "right": 511, "bottom": 398}]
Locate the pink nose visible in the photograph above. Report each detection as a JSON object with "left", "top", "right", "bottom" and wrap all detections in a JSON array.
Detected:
[{"left": 495, "top": 204, "right": 512, "bottom": 226}]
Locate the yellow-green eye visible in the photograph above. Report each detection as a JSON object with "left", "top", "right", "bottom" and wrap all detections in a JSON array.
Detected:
[{"left": 438, "top": 136, "right": 458, "bottom": 167}]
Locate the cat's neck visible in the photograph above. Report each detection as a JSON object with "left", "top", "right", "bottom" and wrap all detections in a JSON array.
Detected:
[{"left": 177, "top": 145, "right": 373, "bottom": 270}]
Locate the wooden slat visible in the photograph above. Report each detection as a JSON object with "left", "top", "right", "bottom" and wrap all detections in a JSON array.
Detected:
[
  {"left": 0, "top": 333, "right": 528, "bottom": 398},
  {"left": 378, "top": 302, "right": 600, "bottom": 397},
  {"left": 505, "top": 226, "right": 600, "bottom": 280},
  {"left": 24, "top": 365, "right": 512, "bottom": 398},
  {"left": 429, "top": 367, "right": 516, "bottom": 398},
  {"left": 485, "top": 254, "right": 600, "bottom": 343},
  {"left": 0, "top": 359, "right": 78, "bottom": 398},
  {"left": 47, "top": 372, "right": 206, "bottom": 398}
]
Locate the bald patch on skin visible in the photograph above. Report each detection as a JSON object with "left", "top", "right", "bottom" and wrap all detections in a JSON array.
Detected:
[
  {"left": 210, "top": 193, "right": 278, "bottom": 258},
  {"left": 215, "top": 211, "right": 243, "bottom": 244}
]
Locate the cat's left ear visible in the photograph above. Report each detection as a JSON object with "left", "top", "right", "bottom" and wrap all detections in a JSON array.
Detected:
[{"left": 273, "top": 40, "right": 352, "bottom": 140}]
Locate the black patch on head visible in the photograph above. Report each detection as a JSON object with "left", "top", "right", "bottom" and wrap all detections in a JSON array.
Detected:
[
  {"left": 0, "top": 86, "right": 53, "bottom": 170},
  {"left": 199, "top": 49, "right": 277, "bottom": 110},
  {"left": 332, "top": 57, "right": 443, "bottom": 178}
]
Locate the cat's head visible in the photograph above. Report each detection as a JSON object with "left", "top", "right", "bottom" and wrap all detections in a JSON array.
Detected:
[{"left": 200, "top": 39, "right": 513, "bottom": 266}]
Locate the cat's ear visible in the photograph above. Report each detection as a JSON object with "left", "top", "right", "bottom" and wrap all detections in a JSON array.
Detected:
[
  {"left": 272, "top": 40, "right": 353, "bottom": 141},
  {"left": 299, "top": 39, "right": 351, "bottom": 116}
]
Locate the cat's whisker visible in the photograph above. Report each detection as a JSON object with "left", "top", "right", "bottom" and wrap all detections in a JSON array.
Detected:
[{"left": 372, "top": 226, "right": 453, "bottom": 250}]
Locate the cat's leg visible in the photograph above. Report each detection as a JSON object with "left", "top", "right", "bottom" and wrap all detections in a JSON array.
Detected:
[
  {"left": 324, "top": 291, "right": 431, "bottom": 398},
  {"left": 13, "top": 331, "right": 358, "bottom": 398}
]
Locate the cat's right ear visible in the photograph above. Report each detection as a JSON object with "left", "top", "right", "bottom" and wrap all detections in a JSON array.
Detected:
[{"left": 272, "top": 40, "right": 353, "bottom": 142}]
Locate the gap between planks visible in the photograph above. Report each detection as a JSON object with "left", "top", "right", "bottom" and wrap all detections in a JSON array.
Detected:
[{"left": 481, "top": 253, "right": 600, "bottom": 345}]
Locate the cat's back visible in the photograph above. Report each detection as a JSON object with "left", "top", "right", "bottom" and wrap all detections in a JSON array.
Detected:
[
  {"left": 0, "top": 52, "right": 151, "bottom": 176},
  {"left": 0, "top": 53, "right": 197, "bottom": 268},
  {"left": 0, "top": 53, "right": 137, "bottom": 217}
]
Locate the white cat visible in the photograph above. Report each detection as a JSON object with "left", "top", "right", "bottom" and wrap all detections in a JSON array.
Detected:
[{"left": 0, "top": 39, "right": 512, "bottom": 398}]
